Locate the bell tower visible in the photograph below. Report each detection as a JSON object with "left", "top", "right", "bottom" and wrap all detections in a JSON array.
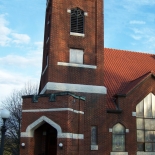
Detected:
[
  {"left": 39, "top": 0, "right": 105, "bottom": 94},
  {"left": 21, "top": 1, "right": 107, "bottom": 154}
]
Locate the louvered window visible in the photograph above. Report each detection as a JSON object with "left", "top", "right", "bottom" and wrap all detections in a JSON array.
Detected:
[{"left": 71, "top": 8, "right": 84, "bottom": 34}]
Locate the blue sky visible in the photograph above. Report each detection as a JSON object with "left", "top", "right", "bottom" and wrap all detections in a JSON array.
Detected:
[
  {"left": 105, "top": 0, "right": 155, "bottom": 52},
  {"left": 0, "top": 0, "right": 45, "bottom": 103},
  {"left": 0, "top": 0, "right": 155, "bottom": 104}
]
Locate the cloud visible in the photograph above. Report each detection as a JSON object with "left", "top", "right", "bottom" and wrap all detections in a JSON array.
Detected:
[
  {"left": 129, "top": 20, "right": 146, "bottom": 25},
  {"left": 0, "top": 41, "right": 43, "bottom": 104},
  {"left": 0, "top": 14, "right": 11, "bottom": 46},
  {"left": 130, "top": 35, "right": 142, "bottom": 40},
  {"left": 11, "top": 33, "right": 30, "bottom": 44},
  {"left": 0, "top": 42, "right": 43, "bottom": 68},
  {"left": 0, "top": 55, "right": 37, "bottom": 67},
  {"left": 0, "top": 14, "right": 31, "bottom": 46},
  {"left": 0, "top": 69, "right": 39, "bottom": 104},
  {"left": 132, "top": 0, "right": 155, "bottom": 5},
  {"left": 125, "top": 0, "right": 155, "bottom": 7}
]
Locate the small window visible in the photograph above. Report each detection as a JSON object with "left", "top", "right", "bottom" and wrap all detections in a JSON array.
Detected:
[
  {"left": 69, "top": 49, "right": 84, "bottom": 64},
  {"left": 71, "top": 8, "right": 84, "bottom": 34},
  {"left": 112, "top": 123, "right": 125, "bottom": 152}
]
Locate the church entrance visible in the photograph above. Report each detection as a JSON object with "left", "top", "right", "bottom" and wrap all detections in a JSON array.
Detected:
[{"left": 34, "top": 123, "right": 57, "bottom": 155}]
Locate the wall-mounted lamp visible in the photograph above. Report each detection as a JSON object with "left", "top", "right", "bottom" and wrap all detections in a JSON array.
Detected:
[
  {"left": 21, "top": 143, "right": 25, "bottom": 148},
  {"left": 59, "top": 143, "right": 63, "bottom": 149}
]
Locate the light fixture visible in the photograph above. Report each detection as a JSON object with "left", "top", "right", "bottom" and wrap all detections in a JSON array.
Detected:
[
  {"left": 59, "top": 143, "right": 63, "bottom": 149},
  {"left": 21, "top": 143, "right": 25, "bottom": 147},
  {"left": 1, "top": 109, "right": 10, "bottom": 119},
  {"left": 0, "top": 109, "right": 10, "bottom": 155}
]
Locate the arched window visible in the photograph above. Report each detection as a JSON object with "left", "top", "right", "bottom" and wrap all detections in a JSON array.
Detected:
[
  {"left": 71, "top": 7, "right": 84, "bottom": 34},
  {"left": 112, "top": 123, "right": 125, "bottom": 152},
  {"left": 136, "top": 93, "right": 155, "bottom": 152}
]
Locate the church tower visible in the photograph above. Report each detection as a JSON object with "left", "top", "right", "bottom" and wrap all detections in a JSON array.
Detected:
[
  {"left": 39, "top": 0, "right": 105, "bottom": 94},
  {"left": 20, "top": 0, "right": 107, "bottom": 155}
]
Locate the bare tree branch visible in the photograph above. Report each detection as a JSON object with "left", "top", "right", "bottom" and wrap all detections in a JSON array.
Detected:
[{"left": 1, "top": 81, "right": 38, "bottom": 155}]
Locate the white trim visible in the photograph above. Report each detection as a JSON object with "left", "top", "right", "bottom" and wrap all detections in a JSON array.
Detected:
[
  {"left": 84, "top": 12, "right": 88, "bottom": 16},
  {"left": 91, "top": 145, "right": 98, "bottom": 150},
  {"left": 46, "top": 37, "right": 49, "bottom": 44},
  {"left": 73, "top": 134, "right": 84, "bottom": 139},
  {"left": 21, "top": 116, "right": 62, "bottom": 137},
  {"left": 109, "top": 128, "right": 112, "bottom": 132},
  {"left": 57, "top": 133, "right": 84, "bottom": 139},
  {"left": 40, "top": 82, "right": 107, "bottom": 94},
  {"left": 21, "top": 132, "right": 84, "bottom": 139},
  {"left": 42, "top": 65, "right": 48, "bottom": 76},
  {"left": 110, "top": 153, "right": 128, "bottom": 155},
  {"left": 58, "top": 62, "right": 97, "bottom": 69},
  {"left": 132, "top": 112, "right": 136, "bottom": 116},
  {"left": 42, "top": 55, "right": 48, "bottom": 76},
  {"left": 137, "top": 152, "right": 155, "bottom": 155},
  {"left": 67, "top": 9, "right": 71, "bottom": 13},
  {"left": 70, "top": 32, "right": 85, "bottom": 37},
  {"left": 22, "top": 108, "right": 84, "bottom": 114},
  {"left": 21, "top": 116, "right": 84, "bottom": 139},
  {"left": 67, "top": 10, "right": 87, "bottom": 16},
  {"left": 126, "top": 129, "right": 129, "bottom": 133}
]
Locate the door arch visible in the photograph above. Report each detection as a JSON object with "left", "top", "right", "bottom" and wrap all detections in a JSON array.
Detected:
[{"left": 34, "top": 123, "right": 57, "bottom": 155}]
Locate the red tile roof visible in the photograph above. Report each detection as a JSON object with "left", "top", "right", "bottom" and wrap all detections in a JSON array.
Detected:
[{"left": 104, "top": 48, "right": 155, "bottom": 109}]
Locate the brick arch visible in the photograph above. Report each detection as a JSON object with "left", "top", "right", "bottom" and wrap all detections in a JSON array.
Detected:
[{"left": 25, "top": 116, "right": 62, "bottom": 137}]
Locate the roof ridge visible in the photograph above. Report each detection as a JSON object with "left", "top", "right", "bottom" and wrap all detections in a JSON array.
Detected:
[
  {"left": 104, "top": 47, "right": 155, "bottom": 55},
  {"left": 118, "top": 71, "right": 154, "bottom": 96}
]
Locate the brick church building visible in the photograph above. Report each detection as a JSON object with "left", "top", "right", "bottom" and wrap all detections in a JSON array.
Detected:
[{"left": 20, "top": 0, "right": 155, "bottom": 155}]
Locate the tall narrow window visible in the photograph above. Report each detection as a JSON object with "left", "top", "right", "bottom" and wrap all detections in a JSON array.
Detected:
[
  {"left": 112, "top": 123, "right": 125, "bottom": 152},
  {"left": 136, "top": 93, "right": 155, "bottom": 152},
  {"left": 71, "top": 7, "right": 84, "bottom": 34},
  {"left": 91, "top": 126, "right": 97, "bottom": 145}
]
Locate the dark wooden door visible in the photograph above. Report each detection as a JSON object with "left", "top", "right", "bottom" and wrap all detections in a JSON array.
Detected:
[{"left": 46, "top": 129, "right": 57, "bottom": 155}]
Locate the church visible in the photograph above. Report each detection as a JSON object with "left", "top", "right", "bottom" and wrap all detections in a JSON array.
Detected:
[{"left": 20, "top": 0, "right": 155, "bottom": 155}]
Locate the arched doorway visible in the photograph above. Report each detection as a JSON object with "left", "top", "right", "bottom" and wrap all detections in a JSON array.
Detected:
[{"left": 34, "top": 123, "right": 57, "bottom": 155}]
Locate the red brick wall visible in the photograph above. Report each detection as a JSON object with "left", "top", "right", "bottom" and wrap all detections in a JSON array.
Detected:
[
  {"left": 104, "top": 76, "right": 155, "bottom": 155},
  {"left": 21, "top": 92, "right": 106, "bottom": 155}
]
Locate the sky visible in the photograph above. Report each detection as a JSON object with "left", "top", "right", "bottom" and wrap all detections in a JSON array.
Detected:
[
  {"left": 0, "top": 0, "right": 46, "bottom": 104},
  {"left": 105, "top": 0, "right": 155, "bottom": 53},
  {"left": 0, "top": 0, "right": 155, "bottom": 104}
]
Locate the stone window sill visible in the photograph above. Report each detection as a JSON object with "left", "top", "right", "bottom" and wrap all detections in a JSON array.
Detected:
[
  {"left": 91, "top": 145, "right": 98, "bottom": 150},
  {"left": 110, "top": 152, "right": 128, "bottom": 155},
  {"left": 70, "top": 32, "right": 85, "bottom": 37},
  {"left": 58, "top": 62, "right": 97, "bottom": 69}
]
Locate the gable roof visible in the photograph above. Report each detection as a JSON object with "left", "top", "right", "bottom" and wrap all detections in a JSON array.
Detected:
[{"left": 104, "top": 48, "right": 155, "bottom": 109}]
